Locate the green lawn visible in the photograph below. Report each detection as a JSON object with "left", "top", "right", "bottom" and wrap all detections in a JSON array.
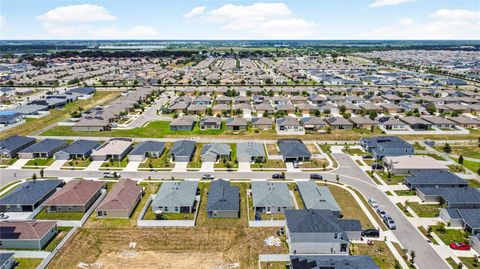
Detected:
[
  {"left": 343, "top": 148, "right": 365, "bottom": 156},
  {"left": 0, "top": 157, "right": 18, "bottom": 166},
  {"left": 459, "top": 257, "right": 480, "bottom": 269},
  {"left": 417, "top": 226, "right": 438, "bottom": 244},
  {"left": 0, "top": 180, "right": 21, "bottom": 197},
  {"left": 43, "top": 227, "right": 73, "bottom": 252},
  {"left": 395, "top": 190, "right": 416, "bottom": 196},
  {"left": 407, "top": 202, "right": 440, "bottom": 218},
  {"left": 376, "top": 171, "right": 405, "bottom": 185},
  {"left": 34, "top": 208, "right": 85, "bottom": 220},
  {"left": 396, "top": 203, "right": 413, "bottom": 217},
  {"left": 14, "top": 258, "right": 44, "bottom": 269},
  {"left": 432, "top": 225, "right": 470, "bottom": 244},
  {"left": 214, "top": 144, "right": 238, "bottom": 169},
  {"left": 413, "top": 142, "right": 426, "bottom": 150},
  {"left": 416, "top": 153, "right": 445, "bottom": 161},
  {"left": 468, "top": 179, "right": 480, "bottom": 188},
  {"left": 299, "top": 159, "right": 329, "bottom": 169},
  {"left": 63, "top": 158, "right": 91, "bottom": 168},
  {"left": 101, "top": 157, "right": 129, "bottom": 168},
  {"left": 24, "top": 158, "right": 54, "bottom": 167},
  {"left": 441, "top": 144, "right": 480, "bottom": 159},
  {"left": 139, "top": 147, "right": 173, "bottom": 169},
  {"left": 461, "top": 159, "right": 480, "bottom": 174},
  {"left": 366, "top": 171, "right": 382, "bottom": 185},
  {"left": 327, "top": 184, "right": 374, "bottom": 229},
  {"left": 187, "top": 143, "right": 203, "bottom": 168},
  {"left": 251, "top": 159, "right": 286, "bottom": 169},
  {"left": 352, "top": 241, "right": 398, "bottom": 269}
]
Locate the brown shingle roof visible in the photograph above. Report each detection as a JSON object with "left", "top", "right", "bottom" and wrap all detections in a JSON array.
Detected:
[
  {"left": 96, "top": 179, "right": 143, "bottom": 211},
  {"left": 44, "top": 180, "right": 104, "bottom": 206},
  {"left": 0, "top": 220, "right": 56, "bottom": 240}
]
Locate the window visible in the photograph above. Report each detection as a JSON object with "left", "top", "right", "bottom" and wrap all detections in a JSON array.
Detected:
[
  {"left": 165, "top": 206, "right": 168, "bottom": 211},
  {"left": 175, "top": 207, "right": 179, "bottom": 211},
  {"left": 334, "top": 233, "right": 338, "bottom": 239}
]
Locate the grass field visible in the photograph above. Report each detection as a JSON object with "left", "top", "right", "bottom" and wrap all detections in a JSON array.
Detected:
[
  {"left": 1, "top": 91, "right": 120, "bottom": 139},
  {"left": 394, "top": 190, "right": 416, "bottom": 196},
  {"left": 407, "top": 202, "right": 440, "bottom": 218},
  {"left": 352, "top": 241, "right": 398, "bottom": 269},
  {"left": 461, "top": 159, "right": 480, "bottom": 174},
  {"left": 343, "top": 148, "right": 365, "bottom": 156},
  {"left": 437, "top": 144, "right": 480, "bottom": 159},
  {"left": 431, "top": 225, "right": 470, "bottom": 244},
  {"left": 396, "top": 203, "right": 413, "bottom": 217},
  {"left": 138, "top": 143, "right": 173, "bottom": 169},
  {"left": 24, "top": 157, "right": 54, "bottom": 167},
  {"left": 327, "top": 184, "right": 374, "bottom": 229},
  {"left": 417, "top": 226, "right": 438, "bottom": 245},
  {"left": 34, "top": 208, "right": 85, "bottom": 220},
  {"left": 49, "top": 182, "right": 288, "bottom": 269},
  {"left": 376, "top": 171, "right": 405, "bottom": 185},
  {"left": 299, "top": 159, "right": 329, "bottom": 169},
  {"left": 14, "top": 258, "right": 44, "bottom": 269},
  {"left": 0, "top": 157, "right": 18, "bottom": 166}
]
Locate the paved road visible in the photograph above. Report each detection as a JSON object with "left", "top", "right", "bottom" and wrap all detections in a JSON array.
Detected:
[{"left": 126, "top": 92, "right": 173, "bottom": 128}]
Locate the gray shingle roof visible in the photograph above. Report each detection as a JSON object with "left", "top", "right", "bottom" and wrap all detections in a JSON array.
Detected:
[
  {"left": 237, "top": 142, "right": 265, "bottom": 159},
  {"left": 444, "top": 208, "right": 480, "bottom": 229},
  {"left": 170, "top": 140, "right": 196, "bottom": 158},
  {"left": 152, "top": 181, "right": 198, "bottom": 208},
  {"left": 418, "top": 187, "right": 480, "bottom": 204},
  {"left": 251, "top": 182, "right": 293, "bottom": 208},
  {"left": 296, "top": 182, "right": 341, "bottom": 212},
  {"left": 206, "top": 179, "right": 239, "bottom": 211},
  {"left": 0, "top": 180, "right": 63, "bottom": 205},
  {"left": 278, "top": 139, "right": 311, "bottom": 159},
  {"left": 0, "top": 136, "right": 35, "bottom": 152},
  {"left": 57, "top": 140, "right": 99, "bottom": 155},
  {"left": 19, "top": 139, "right": 67, "bottom": 153},
  {"left": 286, "top": 209, "right": 344, "bottom": 233},
  {"left": 406, "top": 170, "right": 467, "bottom": 186},
  {"left": 290, "top": 255, "right": 379, "bottom": 269},
  {"left": 128, "top": 141, "right": 165, "bottom": 156}
]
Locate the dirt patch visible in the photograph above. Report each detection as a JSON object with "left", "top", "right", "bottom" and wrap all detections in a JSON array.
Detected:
[{"left": 93, "top": 251, "right": 226, "bottom": 269}]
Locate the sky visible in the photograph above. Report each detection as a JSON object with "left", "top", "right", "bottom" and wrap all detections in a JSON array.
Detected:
[{"left": 1, "top": 0, "right": 479, "bottom": 40}]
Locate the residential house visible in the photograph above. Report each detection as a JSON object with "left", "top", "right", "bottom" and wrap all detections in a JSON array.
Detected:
[
  {"left": 170, "top": 140, "right": 196, "bottom": 162},
  {"left": 170, "top": 116, "right": 195, "bottom": 131},
  {"left": 0, "top": 136, "right": 36, "bottom": 158},
  {"left": 43, "top": 179, "right": 105, "bottom": 212},
  {"left": 324, "top": 117, "right": 353, "bottom": 129},
  {"left": 199, "top": 116, "right": 222, "bottom": 130},
  {"left": 251, "top": 182, "right": 294, "bottom": 214},
  {"left": 192, "top": 95, "right": 212, "bottom": 105},
  {"left": 187, "top": 104, "right": 207, "bottom": 115},
  {"left": 226, "top": 117, "right": 248, "bottom": 131},
  {"left": 384, "top": 155, "right": 449, "bottom": 175},
  {"left": 90, "top": 139, "right": 133, "bottom": 161},
  {"left": 290, "top": 256, "right": 379, "bottom": 269},
  {"left": 127, "top": 141, "right": 165, "bottom": 162},
  {"left": 424, "top": 116, "right": 456, "bottom": 129},
  {"left": 201, "top": 144, "right": 231, "bottom": 162},
  {"left": 296, "top": 182, "right": 341, "bottom": 216},
  {"left": 278, "top": 139, "right": 312, "bottom": 162},
  {"left": 96, "top": 179, "right": 143, "bottom": 218},
  {"left": 349, "top": 117, "right": 377, "bottom": 129},
  {"left": 254, "top": 103, "right": 274, "bottom": 115},
  {"left": 301, "top": 116, "right": 325, "bottom": 131},
  {"left": 53, "top": 140, "right": 100, "bottom": 160},
  {"left": 251, "top": 117, "right": 273, "bottom": 130},
  {"left": 206, "top": 179, "right": 240, "bottom": 218},
  {"left": 0, "top": 221, "right": 57, "bottom": 250},
  {"left": 449, "top": 116, "right": 480, "bottom": 128},
  {"left": 417, "top": 187, "right": 480, "bottom": 208},
  {"left": 405, "top": 170, "right": 468, "bottom": 190},
  {"left": 285, "top": 209, "right": 362, "bottom": 254},
  {"left": 0, "top": 253, "right": 15, "bottom": 269},
  {"left": 17, "top": 139, "right": 68, "bottom": 159},
  {"left": 212, "top": 104, "right": 231, "bottom": 115},
  {"left": 360, "top": 136, "right": 414, "bottom": 160},
  {"left": 0, "top": 180, "right": 63, "bottom": 212},
  {"left": 379, "top": 117, "right": 408, "bottom": 131},
  {"left": 440, "top": 208, "right": 480, "bottom": 235},
  {"left": 400, "top": 116, "right": 432, "bottom": 131},
  {"left": 276, "top": 116, "right": 304, "bottom": 132},
  {"left": 237, "top": 142, "right": 266, "bottom": 163},
  {"left": 151, "top": 181, "right": 198, "bottom": 213}
]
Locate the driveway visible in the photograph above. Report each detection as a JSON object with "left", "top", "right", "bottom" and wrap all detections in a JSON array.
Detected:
[
  {"left": 124, "top": 161, "right": 141, "bottom": 172},
  {"left": 200, "top": 162, "right": 215, "bottom": 172},
  {"left": 84, "top": 160, "right": 105, "bottom": 171},
  {"left": 172, "top": 162, "right": 188, "bottom": 172},
  {"left": 45, "top": 160, "right": 67, "bottom": 171},
  {"left": 6, "top": 159, "right": 30, "bottom": 169},
  {"left": 238, "top": 162, "right": 251, "bottom": 172},
  {"left": 286, "top": 162, "right": 301, "bottom": 172}
]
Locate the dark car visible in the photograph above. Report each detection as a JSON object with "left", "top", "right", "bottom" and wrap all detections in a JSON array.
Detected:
[
  {"left": 202, "top": 174, "right": 215, "bottom": 180},
  {"left": 361, "top": 229, "right": 380, "bottom": 238},
  {"left": 362, "top": 155, "right": 373, "bottom": 159},
  {"left": 272, "top": 173, "right": 285, "bottom": 179},
  {"left": 310, "top": 173, "right": 323, "bottom": 180},
  {"left": 371, "top": 163, "right": 383, "bottom": 170}
]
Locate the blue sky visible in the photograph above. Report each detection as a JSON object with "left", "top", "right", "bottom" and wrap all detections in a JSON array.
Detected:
[{"left": 1, "top": 0, "right": 479, "bottom": 40}]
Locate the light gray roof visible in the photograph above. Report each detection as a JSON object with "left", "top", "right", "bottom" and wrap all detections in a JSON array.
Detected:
[
  {"left": 237, "top": 142, "right": 265, "bottom": 159},
  {"left": 296, "top": 182, "right": 341, "bottom": 212},
  {"left": 286, "top": 209, "right": 362, "bottom": 233},
  {"left": 170, "top": 116, "right": 195, "bottom": 126},
  {"left": 56, "top": 140, "right": 99, "bottom": 155},
  {"left": 152, "top": 181, "right": 198, "bottom": 207},
  {"left": 251, "top": 182, "right": 293, "bottom": 208},
  {"left": 201, "top": 144, "right": 230, "bottom": 159},
  {"left": 290, "top": 255, "right": 379, "bottom": 269},
  {"left": 128, "top": 141, "right": 165, "bottom": 156},
  {"left": 206, "top": 179, "right": 239, "bottom": 211},
  {"left": 170, "top": 140, "right": 196, "bottom": 158}
]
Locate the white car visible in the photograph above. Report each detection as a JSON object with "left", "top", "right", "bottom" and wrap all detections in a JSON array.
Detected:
[{"left": 368, "top": 198, "right": 378, "bottom": 208}]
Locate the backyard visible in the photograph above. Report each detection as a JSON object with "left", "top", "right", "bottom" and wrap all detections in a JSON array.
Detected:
[
  {"left": 351, "top": 241, "right": 398, "bottom": 269},
  {"left": 34, "top": 208, "right": 85, "bottom": 221}
]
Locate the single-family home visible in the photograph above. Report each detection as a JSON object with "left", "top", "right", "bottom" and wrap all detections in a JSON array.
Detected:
[
  {"left": 285, "top": 209, "right": 362, "bottom": 254},
  {"left": 405, "top": 170, "right": 468, "bottom": 190},
  {"left": 383, "top": 155, "right": 449, "bottom": 175},
  {"left": 90, "top": 139, "right": 133, "bottom": 161},
  {"left": 276, "top": 116, "right": 304, "bottom": 132},
  {"left": 170, "top": 140, "right": 196, "bottom": 162},
  {"left": 96, "top": 179, "right": 144, "bottom": 218},
  {"left": 416, "top": 187, "right": 480, "bottom": 208},
  {"left": 251, "top": 117, "right": 273, "bottom": 130},
  {"left": 424, "top": 116, "right": 456, "bottom": 129},
  {"left": 0, "top": 180, "right": 63, "bottom": 212},
  {"left": 400, "top": 116, "right": 432, "bottom": 131},
  {"left": 380, "top": 118, "right": 408, "bottom": 130},
  {"left": 170, "top": 116, "right": 195, "bottom": 131},
  {"left": 296, "top": 182, "right": 341, "bottom": 216},
  {"left": 17, "top": 139, "right": 68, "bottom": 159},
  {"left": 324, "top": 117, "right": 353, "bottom": 129},
  {"left": 0, "top": 221, "right": 57, "bottom": 250},
  {"left": 449, "top": 116, "right": 480, "bottom": 128},
  {"left": 201, "top": 144, "right": 231, "bottom": 162},
  {"left": 53, "top": 140, "right": 100, "bottom": 160},
  {"left": 360, "top": 136, "right": 414, "bottom": 160},
  {"left": 290, "top": 256, "right": 379, "bottom": 269},
  {"left": 127, "top": 141, "right": 165, "bottom": 162},
  {"left": 0, "top": 136, "right": 36, "bottom": 158},
  {"left": 206, "top": 179, "right": 240, "bottom": 218},
  {"left": 301, "top": 117, "right": 325, "bottom": 131},
  {"left": 251, "top": 182, "right": 294, "bottom": 214},
  {"left": 43, "top": 179, "right": 105, "bottom": 212},
  {"left": 237, "top": 142, "right": 266, "bottom": 163},
  {"left": 349, "top": 117, "right": 377, "bottom": 129},
  {"left": 199, "top": 116, "right": 222, "bottom": 130},
  {"left": 226, "top": 117, "right": 248, "bottom": 131},
  {"left": 440, "top": 208, "right": 480, "bottom": 235},
  {"left": 151, "top": 181, "right": 198, "bottom": 213},
  {"left": 278, "top": 139, "right": 312, "bottom": 162}
]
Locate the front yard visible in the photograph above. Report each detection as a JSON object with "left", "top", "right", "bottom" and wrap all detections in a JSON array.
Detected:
[
  {"left": 139, "top": 145, "right": 174, "bottom": 169},
  {"left": 407, "top": 202, "right": 441, "bottom": 218},
  {"left": 101, "top": 157, "right": 129, "bottom": 168},
  {"left": 376, "top": 171, "right": 405, "bottom": 185},
  {"left": 187, "top": 143, "right": 204, "bottom": 169},
  {"left": 299, "top": 159, "right": 329, "bottom": 169},
  {"left": 327, "top": 184, "right": 374, "bottom": 229},
  {"left": 251, "top": 159, "right": 286, "bottom": 169},
  {"left": 24, "top": 158, "right": 54, "bottom": 167},
  {"left": 351, "top": 241, "right": 398, "bottom": 269},
  {"left": 431, "top": 225, "right": 470, "bottom": 244},
  {"left": 63, "top": 158, "right": 91, "bottom": 168}
]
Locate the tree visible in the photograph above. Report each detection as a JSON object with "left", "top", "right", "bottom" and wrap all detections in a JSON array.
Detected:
[
  {"left": 336, "top": 174, "right": 340, "bottom": 184},
  {"left": 457, "top": 263, "right": 463, "bottom": 269},
  {"left": 458, "top": 155, "right": 464, "bottom": 165},
  {"left": 339, "top": 105, "right": 346, "bottom": 114},
  {"left": 40, "top": 169, "right": 44, "bottom": 178},
  {"left": 409, "top": 250, "right": 416, "bottom": 265},
  {"left": 426, "top": 104, "right": 436, "bottom": 115},
  {"left": 443, "top": 143, "right": 452, "bottom": 153},
  {"left": 32, "top": 173, "right": 37, "bottom": 181},
  {"left": 394, "top": 260, "right": 401, "bottom": 269},
  {"left": 368, "top": 111, "right": 377, "bottom": 121}
]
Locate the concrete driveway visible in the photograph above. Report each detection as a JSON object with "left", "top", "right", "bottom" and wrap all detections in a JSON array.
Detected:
[
  {"left": 124, "top": 161, "right": 141, "bottom": 172},
  {"left": 172, "top": 162, "right": 188, "bottom": 172},
  {"left": 6, "top": 159, "right": 30, "bottom": 169},
  {"left": 238, "top": 162, "right": 251, "bottom": 172},
  {"left": 200, "top": 162, "right": 215, "bottom": 172},
  {"left": 85, "top": 160, "right": 105, "bottom": 171},
  {"left": 45, "top": 160, "right": 67, "bottom": 171},
  {"left": 286, "top": 162, "right": 301, "bottom": 172}
]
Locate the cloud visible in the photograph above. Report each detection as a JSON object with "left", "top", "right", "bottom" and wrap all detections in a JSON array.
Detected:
[
  {"left": 183, "top": 2, "right": 317, "bottom": 39},
  {"left": 183, "top": 6, "right": 207, "bottom": 18},
  {"left": 369, "top": 0, "right": 415, "bottom": 8},
  {"left": 0, "top": 16, "right": 5, "bottom": 31},
  {"left": 37, "top": 4, "right": 116, "bottom": 23},
  {"left": 360, "top": 9, "right": 480, "bottom": 39},
  {"left": 36, "top": 4, "right": 159, "bottom": 39}
]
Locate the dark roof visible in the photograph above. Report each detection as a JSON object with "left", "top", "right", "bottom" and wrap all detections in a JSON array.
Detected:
[
  {"left": 0, "top": 180, "right": 63, "bottom": 205},
  {"left": 406, "top": 170, "right": 467, "bottom": 186},
  {"left": 206, "top": 179, "right": 239, "bottom": 211},
  {"left": 278, "top": 139, "right": 312, "bottom": 159},
  {"left": 0, "top": 253, "right": 14, "bottom": 266},
  {"left": 19, "top": 139, "right": 67, "bottom": 153},
  {"left": 290, "top": 255, "right": 379, "bottom": 269},
  {"left": 0, "top": 136, "right": 35, "bottom": 151},
  {"left": 129, "top": 141, "right": 165, "bottom": 156},
  {"left": 418, "top": 187, "right": 480, "bottom": 204},
  {"left": 170, "top": 140, "right": 196, "bottom": 157},
  {"left": 286, "top": 209, "right": 361, "bottom": 233},
  {"left": 57, "top": 140, "right": 99, "bottom": 155},
  {"left": 444, "top": 208, "right": 480, "bottom": 229},
  {"left": 361, "top": 136, "right": 413, "bottom": 150},
  {"left": 66, "top": 87, "right": 95, "bottom": 95}
]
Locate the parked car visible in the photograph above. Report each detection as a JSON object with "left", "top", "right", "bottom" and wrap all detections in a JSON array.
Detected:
[
  {"left": 449, "top": 242, "right": 471, "bottom": 251},
  {"left": 310, "top": 173, "right": 323, "bottom": 180},
  {"left": 362, "top": 155, "right": 373, "bottom": 159},
  {"left": 371, "top": 164, "right": 383, "bottom": 170},
  {"left": 368, "top": 198, "right": 378, "bottom": 208},
  {"left": 272, "top": 173, "right": 285, "bottom": 179},
  {"left": 362, "top": 229, "right": 380, "bottom": 238},
  {"left": 103, "top": 172, "right": 120, "bottom": 178},
  {"left": 293, "top": 161, "right": 299, "bottom": 168},
  {"left": 376, "top": 208, "right": 387, "bottom": 219},
  {"left": 383, "top": 215, "right": 396, "bottom": 230},
  {"left": 202, "top": 174, "right": 215, "bottom": 180}
]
